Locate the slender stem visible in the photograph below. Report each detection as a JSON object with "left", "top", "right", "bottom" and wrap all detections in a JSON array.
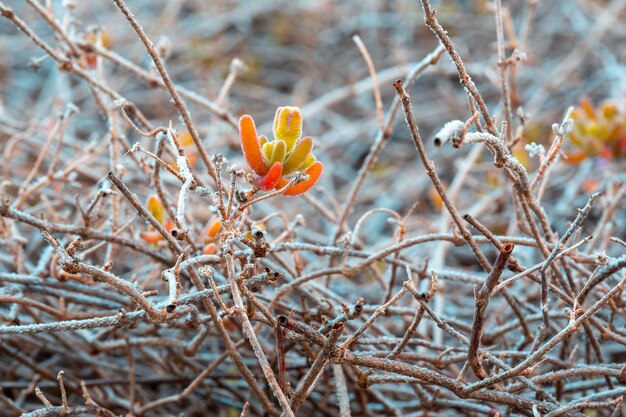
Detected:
[
  {"left": 539, "top": 193, "right": 600, "bottom": 323},
  {"left": 468, "top": 243, "right": 514, "bottom": 380},
  {"left": 290, "top": 323, "right": 345, "bottom": 412}
]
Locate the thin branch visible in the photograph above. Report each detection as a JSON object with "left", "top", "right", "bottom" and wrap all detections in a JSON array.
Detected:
[{"left": 468, "top": 243, "right": 514, "bottom": 380}]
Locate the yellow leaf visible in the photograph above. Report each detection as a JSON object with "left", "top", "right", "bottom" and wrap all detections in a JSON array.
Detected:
[
  {"left": 273, "top": 106, "right": 303, "bottom": 151},
  {"left": 283, "top": 136, "right": 313, "bottom": 174},
  {"left": 146, "top": 195, "right": 166, "bottom": 225},
  {"left": 269, "top": 140, "right": 286, "bottom": 166}
]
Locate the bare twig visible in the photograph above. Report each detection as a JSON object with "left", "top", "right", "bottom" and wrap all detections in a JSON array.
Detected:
[{"left": 468, "top": 243, "right": 514, "bottom": 380}]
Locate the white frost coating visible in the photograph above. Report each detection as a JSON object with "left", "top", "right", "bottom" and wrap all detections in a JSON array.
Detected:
[
  {"left": 164, "top": 130, "right": 195, "bottom": 233},
  {"left": 433, "top": 120, "right": 465, "bottom": 146},
  {"left": 525, "top": 142, "right": 546, "bottom": 159}
]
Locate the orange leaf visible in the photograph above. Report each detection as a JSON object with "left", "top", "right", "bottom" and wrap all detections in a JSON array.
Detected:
[
  {"left": 258, "top": 162, "right": 283, "bottom": 191},
  {"left": 208, "top": 219, "right": 222, "bottom": 239},
  {"left": 202, "top": 243, "right": 218, "bottom": 255},
  {"left": 563, "top": 150, "right": 587, "bottom": 164},
  {"left": 84, "top": 54, "right": 97, "bottom": 70},
  {"left": 281, "top": 161, "right": 323, "bottom": 196},
  {"left": 240, "top": 115, "right": 269, "bottom": 176},
  {"left": 429, "top": 185, "right": 443, "bottom": 211},
  {"left": 140, "top": 231, "right": 163, "bottom": 245}
]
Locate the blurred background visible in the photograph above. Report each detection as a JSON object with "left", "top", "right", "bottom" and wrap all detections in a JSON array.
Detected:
[{"left": 2, "top": 0, "right": 625, "bottom": 223}]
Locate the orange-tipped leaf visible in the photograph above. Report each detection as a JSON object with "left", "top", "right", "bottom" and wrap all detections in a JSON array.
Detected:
[
  {"left": 282, "top": 161, "right": 323, "bottom": 196},
  {"left": 208, "top": 219, "right": 222, "bottom": 239},
  {"left": 140, "top": 231, "right": 163, "bottom": 245},
  {"left": 239, "top": 115, "right": 269, "bottom": 176},
  {"left": 258, "top": 162, "right": 283, "bottom": 191},
  {"left": 202, "top": 243, "right": 218, "bottom": 255}
]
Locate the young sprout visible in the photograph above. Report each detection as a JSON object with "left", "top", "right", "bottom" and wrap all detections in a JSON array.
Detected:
[{"left": 239, "top": 106, "right": 323, "bottom": 196}]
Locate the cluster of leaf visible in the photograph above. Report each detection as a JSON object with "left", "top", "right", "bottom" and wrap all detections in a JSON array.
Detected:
[
  {"left": 138, "top": 107, "right": 322, "bottom": 247},
  {"left": 567, "top": 98, "right": 626, "bottom": 162},
  {"left": 239, "top": 106, "right": 323, "bottom": 195}
]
